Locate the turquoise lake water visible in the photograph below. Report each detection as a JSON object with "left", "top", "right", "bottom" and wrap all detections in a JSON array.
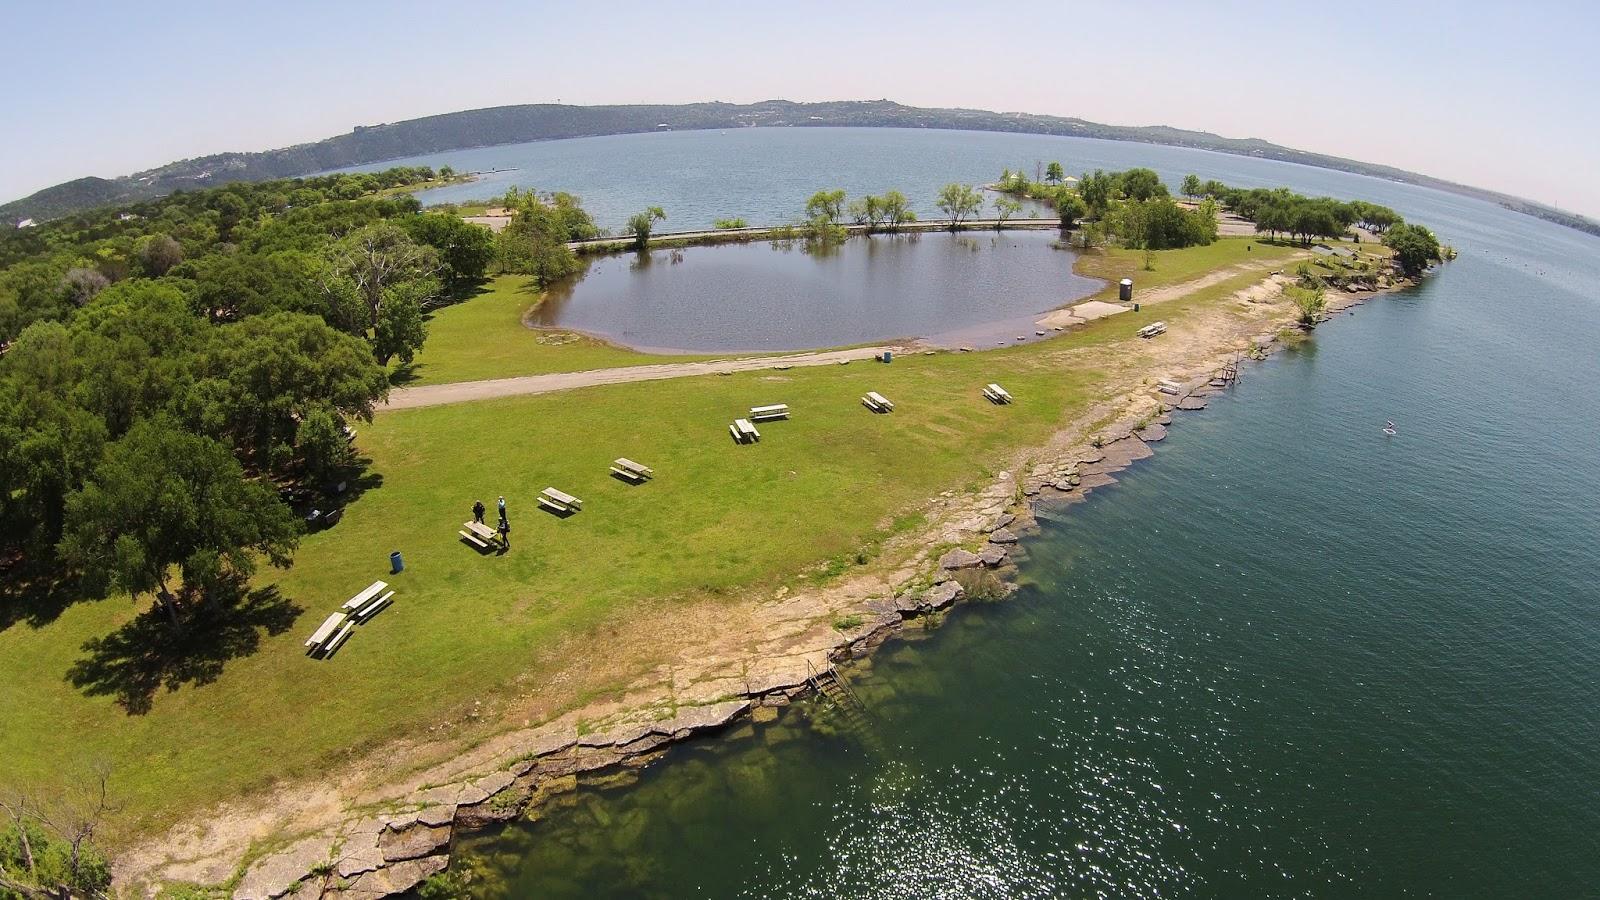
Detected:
[{"left": 355, "top": 129, "right": 1600, "bottom": 897}]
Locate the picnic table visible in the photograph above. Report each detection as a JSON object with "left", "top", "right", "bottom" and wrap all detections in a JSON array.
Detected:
[
  {"left": 1137, "top": 321, "right": 1168, "bottom": 338},
  {"left": 731, "top": 418, "right": 760, "bottom": 444},
  {"left": 983, "top": 383, "right": 1014, "bottom": 404},
  {"left": 862, "top": 391, "right": 895, "bottom": 413},
  {"left": 749, "top": 404, "right": 789, "bottom": 422},
  {"left": 611, "top": 457, "right": 654, "bottom": 481},
  {"left": 540, "top": 487, "right": 583, "bottom": 513},
  {"left": 341, "top": 580, "right": 388, "bottom": 612},
  {"left": 459, "top": 520, "right": 499, "bottom": 548},
  {"left": 304, "top": 612, "right": 348, "bottom": 654}
]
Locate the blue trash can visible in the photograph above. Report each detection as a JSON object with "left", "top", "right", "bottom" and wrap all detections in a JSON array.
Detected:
[
  {"left": 390, "top": 551, "right": 404, "bottom": 574},
  {"left": 882, "top": 350, "right": 893, "bottom": 364}
]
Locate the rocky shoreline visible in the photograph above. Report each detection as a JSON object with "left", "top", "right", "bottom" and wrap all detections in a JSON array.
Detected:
[{"left": 208, "top": 276, "right": 1406, "bottom": 900}]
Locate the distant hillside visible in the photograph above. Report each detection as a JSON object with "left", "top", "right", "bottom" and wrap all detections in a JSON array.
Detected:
[{"left": 5, "top": 99, "right": 1596, "bottom": 237}]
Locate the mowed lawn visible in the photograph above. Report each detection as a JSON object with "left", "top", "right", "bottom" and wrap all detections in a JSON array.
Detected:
[
  {"left": 0, "top": 340, "right": 1108, "bottom": 840},
  {"left": 0, "top": 238, "right": 1299, "bottom": 841}
]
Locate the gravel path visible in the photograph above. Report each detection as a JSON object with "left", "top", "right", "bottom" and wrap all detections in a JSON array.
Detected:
[{"left": 382, "top": 345, "right": 908, "bottom": 411}]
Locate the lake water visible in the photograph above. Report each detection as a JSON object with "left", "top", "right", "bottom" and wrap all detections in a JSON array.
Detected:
[
  {"left": 358, "top": 129, "right": 1600, "bottom": 897},
  {"left": 532, "top": 231, "right": 1099, "bottom": 353}
]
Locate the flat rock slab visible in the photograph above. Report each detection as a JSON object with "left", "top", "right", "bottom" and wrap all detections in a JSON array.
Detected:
[
  {"left": 1137, "top": 423, "right": 1167, "bottom": 442},
  {"left": 1077, "top": 472, "right": 1118, "bottom": 492},
  {"left": 344, "top": 854, "right": 448, "bottom": 899},
  {"left": 1155, "top": 413, "right": 1173, "bottom": 425},
  {"left": 988, "top": 528, "right": 1019, "bottom": 544},
  {"left": 1176, "top": 396, "right": 1209, "bottom": 410},
  {"left": 983, "top": 512, "right": 1016, "bottom": 533},
  {"left": 939, "top": 549, "right": 985, "bottom": 570},
  {"left": 979, "top": 546, "right": 1008, "bottom": 567},
  {"left": 233, "top": 833, "right": 335, "bottom": 900},
  {"left": 379, "top": 823, "right": 451, "bottom": 863},
  {"left": 925, "top": 581, "right": 963, "bottom": 610},
  {"left": 670, "top": 699, "right": 750, "bottom": 733}
]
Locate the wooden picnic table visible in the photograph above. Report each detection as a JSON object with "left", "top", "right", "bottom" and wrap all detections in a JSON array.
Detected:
[
  {"left": 614, "top": 457, "right": 653, "bottom": 477},
  {"left": 540, "top": 487, "right": 583, "bottom": 513},
  {"left": 984, "top": 383, "right": 1013, "bottom": 404},
  {"left": 732, "top": 418, "right": 760, "bottom": 443},
  {"left": 612, "top": 457, "right": 653, "bottom": 481},
  {"left": 305, "top": 612, "right": 347, "bottom": 650},
  {"left": 341, "top": 580, "right": 388, "bottom": 612},
  {"left": 863, "top": 391, "right": 895, "bottom": 412},
  {"left": 749, "top": 404, "right": 789, "bottom": 421},
  {"left": 464, "top": 520, "right": 498, "bottom": 540}
]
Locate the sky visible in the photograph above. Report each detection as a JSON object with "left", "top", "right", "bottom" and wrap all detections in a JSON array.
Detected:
[{"left": 4, "top": 0, "right": 1599, "bottom": 216}]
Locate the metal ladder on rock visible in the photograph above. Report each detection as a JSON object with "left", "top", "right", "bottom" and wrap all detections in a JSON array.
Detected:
[{"left": 807, "top": 659, "right": 883, "bottom": 755}]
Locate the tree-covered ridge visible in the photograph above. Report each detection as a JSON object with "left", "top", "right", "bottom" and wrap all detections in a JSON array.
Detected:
[
  {"left": 0, "top": 167, "right": 595, "bottom": 639},
  {"left": 5, "top": 99, "right": 1595, "bottom": 239}
]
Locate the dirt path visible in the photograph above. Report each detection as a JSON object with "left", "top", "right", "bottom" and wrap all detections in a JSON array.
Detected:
[{"left": 382, "top": 345, "right": 909, "bottom": 411}]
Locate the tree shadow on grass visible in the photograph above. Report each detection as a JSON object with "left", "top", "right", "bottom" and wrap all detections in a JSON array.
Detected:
[
  {"left": 0, "top": 550, "right": 100, "bottom": 632},
  {"left": 64, "top": 580, "right": 303, "bottom": 715}
]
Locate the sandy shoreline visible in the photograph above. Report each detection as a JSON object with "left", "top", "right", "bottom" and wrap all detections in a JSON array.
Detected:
[{"left": 117, "top": 259, "right": 1410, "bottom": 899}]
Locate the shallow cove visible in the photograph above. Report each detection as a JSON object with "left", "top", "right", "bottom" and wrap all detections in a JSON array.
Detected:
[{"left": 530, "top": 231, "right": 1101, "bottom": 353}]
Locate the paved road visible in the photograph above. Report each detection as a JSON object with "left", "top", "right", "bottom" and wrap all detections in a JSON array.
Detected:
[{"left": 382, "top": 345, "right": 909, "bottom": 411}]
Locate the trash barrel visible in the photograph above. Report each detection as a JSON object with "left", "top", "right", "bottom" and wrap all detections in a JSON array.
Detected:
[
  {"left": 390, "top": 551, "right": 404, "bottom": 574},
  {"left": 1119, "top": 278, "right": 1134, "bottom": 302},
  {"left": 1134, "top": 303, "right": 1141, "bottom": 312},
  {"left": 882, "top": 350, "right": 893, "bottom": 364}
]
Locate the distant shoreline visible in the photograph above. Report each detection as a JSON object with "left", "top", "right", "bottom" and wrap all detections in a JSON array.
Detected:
[{"left": 6, "top": 101, "right": 1594, "bottom": 237}]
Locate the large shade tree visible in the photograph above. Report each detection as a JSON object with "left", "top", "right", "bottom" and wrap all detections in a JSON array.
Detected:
[{"left": 58, "top": 418, "right": 299, "bottom": 623}]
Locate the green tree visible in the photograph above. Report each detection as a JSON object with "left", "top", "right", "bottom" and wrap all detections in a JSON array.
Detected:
[
  {"left": 295, "top": 406, "right": 352, "bottom": 484},
  {"left": 993, "top": 196, "right": 1022, "bottom": 227},
  {"left": 879, "top": 191, "right": 915, "bottom": 230},
  {"left": 847, "top": 195, "right": 884, "bottom": 230},
  {"left": 179, "top": 313, "right": 389, "bottom": 474},
  {"left": 1181, "top": 174, "right": 1202, "bottom": 199},
  {"left": 371, "top": 282, "right": 429, "bottom": 366},
  {"left": 935, "top": 184, "right": 983, "bottom": 229},
  {"left": 402, "top": 214, "right": 495, "bottom": 289},
  {"left": 327, "top": 222, "right": 440, "bottom": 328},
  {"left": 1056, "top": 193, "right": 1088, "bottom": 229},
  {"left": 134, "top": 234, "right": 185, "bottom": 277},
  {"left": 437, "top": 165, "right": 455, "bottom": 179},
  {"left": 1287, "top": 284, "right": 1328, "bottom": 326},
  {"left": 712, "top": 217, "right": 749, "bottom": 229},
  {"left": 1044, "top": 162, "right": 1065, "bottom": 184},
  {"left": 496, "top": 199, "right": 582, "bottom": 285},
  {"left": 1117, "top": 168, "right": 1167, "bottom": 201},
  {"left": 57, "top": 417, "right": 299, "bottom": 623},
  {"left": 1078, "top": 170, "right": 1115, "bottom": 217},
  {"left": 624, "top": 206, "right": 666, "bottom": 251},
  {"left": 1383, "top": 223, "right": 1443, "bottom": 275},
  {"left": 805, "top": 190, "right": 847, "bottom": 224}
]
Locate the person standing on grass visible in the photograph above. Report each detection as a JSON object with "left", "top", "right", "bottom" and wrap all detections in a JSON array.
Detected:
[
  {"left": 497, "top": 512, "right": 511, "bottom": 549},
  {"left": 498, "top": 495, "right": 507, "bottom": 519},
  {"left": 473, "top": 499, "right": 486, "bottom": 524}
]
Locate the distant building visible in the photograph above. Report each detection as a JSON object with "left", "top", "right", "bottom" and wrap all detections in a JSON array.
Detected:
[{"left": 16, "top": 218, "right": 35, "bottom": 228}]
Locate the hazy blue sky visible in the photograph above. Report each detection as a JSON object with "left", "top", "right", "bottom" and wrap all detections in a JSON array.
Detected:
[{"left": 4, "top": 0, "right": 1598, "bottom": 215}]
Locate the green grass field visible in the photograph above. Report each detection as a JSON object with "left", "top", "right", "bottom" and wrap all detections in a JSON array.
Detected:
[{"left": 0, "top": 238, "right": 1311, "bottom": 843}]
